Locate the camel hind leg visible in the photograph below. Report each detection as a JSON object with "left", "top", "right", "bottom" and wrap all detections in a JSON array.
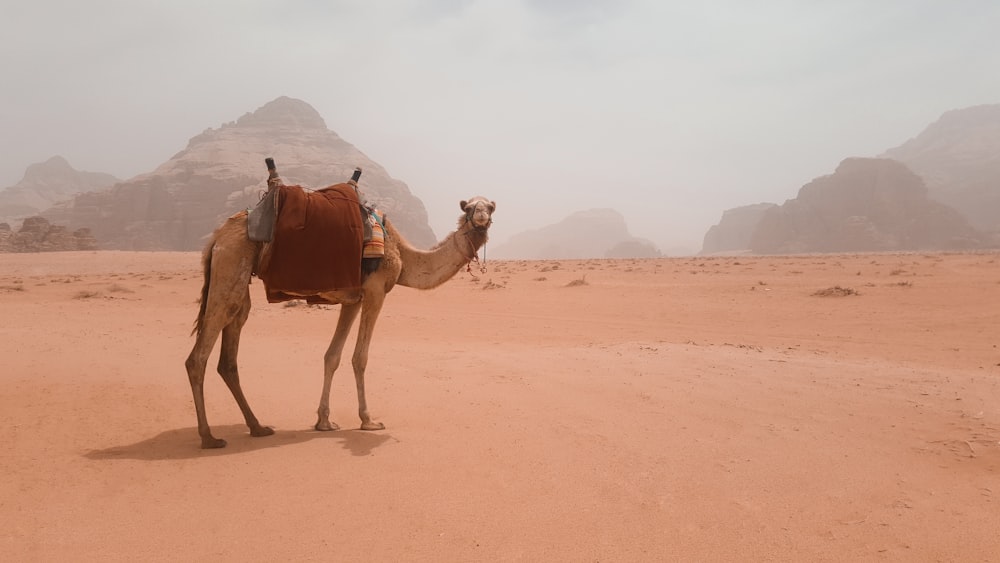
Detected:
[
  {"left": 184, "top": 213, "right": 266, "bottom": 448},
  {"left": 217, "top": 287, "right": 273, "bottom": 439},
  {"left": 185, "top": 309, "right": 231, "bottom": 449}
]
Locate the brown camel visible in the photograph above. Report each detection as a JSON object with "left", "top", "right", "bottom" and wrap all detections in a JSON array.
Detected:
[{"left": 184, "top": 196, "right": 495, "bottom": 448}]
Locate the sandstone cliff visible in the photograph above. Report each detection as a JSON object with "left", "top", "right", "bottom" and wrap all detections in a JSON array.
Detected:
[
  {"left": 41, "top": 97, "right": 435, "bottom": 250},
  {"left": 700, "top": 203, "right": 777, "bottom": 254},
  {"left": 749, "top": 158, "right": 980, "bottom": 254},
  {"left": 491, "top": 209, "right": 661, "bottom": 259},
  {"left": 0, "top": 156, "right": 119, "bottom": 224},
  {"left": 881, "top": 104, "right": 1000, "bottom": 233}
]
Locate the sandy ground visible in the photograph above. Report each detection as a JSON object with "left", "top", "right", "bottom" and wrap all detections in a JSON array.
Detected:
[{"left": 1, "top": 250, "right": 998, "bottom": 561}]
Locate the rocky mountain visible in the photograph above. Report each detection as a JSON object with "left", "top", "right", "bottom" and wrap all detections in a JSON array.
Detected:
[
  {"left": 0, "top": 216, "right": 98, "bottom": 252},
  {"left": 41, "top": 97, "right": 435, "bottom": 250},
  {"left": 748, "top": 158, "right": 981, "bottom": 254},
  {"left": 701, "top": 203, "right": 777, "bottom": 255},
  {"left": 490, "top": 208, "right": 661, "bottom": 259},
  {"left": 881, "top": 104, "right": 1000, "bottom": 233},
  {"left": 0, "top": 156, "right": 119, "bottom": 225},
  {"left": 701, "top": 104, "right": 1000, "bottom": 254}
]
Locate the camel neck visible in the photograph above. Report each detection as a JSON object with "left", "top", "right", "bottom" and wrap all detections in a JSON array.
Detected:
[{"left": 396, "top": 224, "right": 488, "bottom": 290}]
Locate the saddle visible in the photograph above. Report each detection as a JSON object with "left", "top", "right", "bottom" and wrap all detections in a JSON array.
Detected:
[
  {"left": 255, "top": 183, "right": 364, "bottom": 303},
  {"left": 247, "top": 160, "right": 386, "bottom": 304}
]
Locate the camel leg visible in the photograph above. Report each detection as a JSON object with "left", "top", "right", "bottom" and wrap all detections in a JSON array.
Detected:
[
  {"left": 217, "top": 294, "right": 273, "bottom": 439},
  {"left": 185, "top": 317, "right": 229, "bottom": 449},
  {"left": 353, "top": 293, "right": 386, "bottom": 431},
  {"left": 315, "top": 302, "right": 362, "bottom": 431},
  {"left": 184, "top": 223, "right": 259, "bottom": 449}
]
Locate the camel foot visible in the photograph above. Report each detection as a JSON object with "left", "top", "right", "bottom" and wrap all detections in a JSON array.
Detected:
[
  {"left": 360, "top": 421, "right": 385, "bottom": 431},
  {"left": 315, "top": 420, "right": 341, "bottom": 432},
  {"left": 250, "top": 425, "right": 275, "bottom": 438},
  {"left": 201, "top": 436, "right": 227, "bottom": 449}
]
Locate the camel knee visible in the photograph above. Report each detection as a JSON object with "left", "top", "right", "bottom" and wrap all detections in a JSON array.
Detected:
[
  {"left": 324, "top": 350, "right": 343, "bottom": 371},
  {"left": 216, "top": 359, "right": 239, "bottom": 383},
  {"left": 351, "top": 353, "right": 368, "bottom": 374},
  {"left": 185, "top": 354, "right": 207, "bottom": 383}
]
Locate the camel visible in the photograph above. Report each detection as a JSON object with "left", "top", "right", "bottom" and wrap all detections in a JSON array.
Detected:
[{"left": 184, "top": 194, "right": 495, "bottom": 448}]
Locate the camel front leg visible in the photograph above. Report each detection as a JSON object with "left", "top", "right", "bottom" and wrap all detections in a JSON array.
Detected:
[
  {"left": 315, "top": 302, "right": 362, "bottom": 431},
  {"left": 353, "top": 294, "right": 386, "bottom": 431}
]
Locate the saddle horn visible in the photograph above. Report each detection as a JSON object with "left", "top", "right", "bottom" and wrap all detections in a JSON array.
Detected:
[{"left": 265, "top": 157, "right": 283, "bottom": 189}]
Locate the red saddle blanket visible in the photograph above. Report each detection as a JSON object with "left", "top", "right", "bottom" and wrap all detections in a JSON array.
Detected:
[{"left": 256, "top": 183, "right": 364, "bottom": 304}]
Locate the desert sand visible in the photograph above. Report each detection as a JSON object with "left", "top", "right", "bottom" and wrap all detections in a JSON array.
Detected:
[{"left": 1, "top": 250, "right": 998, "bottom": 561}]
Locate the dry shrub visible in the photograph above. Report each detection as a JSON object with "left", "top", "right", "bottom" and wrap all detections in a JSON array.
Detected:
[
  {"left": 73, "top": 290, "right": 102, "bottom": 300},
  {"left": 106, "top": 283, "right": 134, "bottom": 294},
  {"left": 565, "top": 275, "right": 588, "bottom": 287},
  {"left": 812, "top": 286, "right": 859, "bottom": 297}
]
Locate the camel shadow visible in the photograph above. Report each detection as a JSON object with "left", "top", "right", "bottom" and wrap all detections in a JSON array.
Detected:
[{"left": 83, "top": 424, "right": 397, "bottom": 461}]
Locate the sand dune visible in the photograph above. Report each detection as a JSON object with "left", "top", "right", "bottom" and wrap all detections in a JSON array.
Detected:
[{"left": 1, "top": 251, "right": 997, "bottom": 561}]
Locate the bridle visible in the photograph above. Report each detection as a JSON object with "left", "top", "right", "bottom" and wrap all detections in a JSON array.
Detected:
[
  {"left": 458, "top": 207, "right": 492, "bottom": 274},
  {"left": 464, "top": 205, "right": 493, "bottom": 233}
]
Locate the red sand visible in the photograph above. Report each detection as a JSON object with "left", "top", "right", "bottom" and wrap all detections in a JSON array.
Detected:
[{"left": 1, "top": 251, "right": 998, "bottom": 561}]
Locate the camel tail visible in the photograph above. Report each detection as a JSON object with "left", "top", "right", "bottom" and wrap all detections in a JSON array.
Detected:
[{"left": 191, "top": 236, "right": 215, "bottom": 337}]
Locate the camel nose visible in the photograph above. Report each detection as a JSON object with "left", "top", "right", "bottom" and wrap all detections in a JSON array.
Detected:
[{"left": 473, "top": 209, "right": 491, "bottom": 226}]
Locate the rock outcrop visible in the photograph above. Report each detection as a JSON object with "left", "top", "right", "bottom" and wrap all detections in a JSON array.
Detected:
[
  {"left": 749, "top": 158, "right": 981, "bottom": 254},
  {"left": 881, "top": 104, "right": 1000, "bottom": 233},
  {"left": 700, "top": 203, "right": 777, "bottom": 254},
  {"left": 41, "top": 97, "right": 436, "bottom": 250},
  {"left": 882, "top": 104, "right": 1000, "bottom": 233},
  {"left": 0, "top": 217, "right": 98, "bottom": 252},
  {"left": 491, "top": 208, "right": 661, "bottom": 259},
  {"left": 0, "top": 156, "right": 119, "bottom": 224}
]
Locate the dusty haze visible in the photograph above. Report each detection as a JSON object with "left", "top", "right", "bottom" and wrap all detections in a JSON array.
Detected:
[{"left": 4, "top": 2, "right": 1000, "bottom": 252}]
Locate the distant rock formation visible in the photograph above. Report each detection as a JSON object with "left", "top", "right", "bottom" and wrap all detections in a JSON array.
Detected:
[
  {"left": 0, "top": 216, "right": 98, "bottom": 252},
  {"left": 491, "top": 208, "right": 661, "bottom": 259},
  {"left": 881, "top": 104, "right": 1000, "bottom": 233},
  {"left": 749, "top": 158, "right": 981, "bottom": 254},
  {"left": 700, "top": 203, "right": 777, "bottom": 254},
  {"left": 0, "top": 156, "right": 119, "bottom": 224},
  {"left": 41, "top": 97, "right": 435, "bottom": 250}
]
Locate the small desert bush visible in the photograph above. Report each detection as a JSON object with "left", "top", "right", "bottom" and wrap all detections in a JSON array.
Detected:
[
  {"left": 73, "top": 290, "right": 102, "bottom": 299},
  {"left": 812, "top": 286, "right": 859, "bottom": 297},
  {"left": 106, "top": 283, "right": 134, "bottom": 294}
]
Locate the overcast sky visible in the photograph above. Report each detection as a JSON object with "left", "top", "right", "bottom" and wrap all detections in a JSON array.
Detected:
[{"left": 3, "top": 1, "right": 999, "bottom": 252}]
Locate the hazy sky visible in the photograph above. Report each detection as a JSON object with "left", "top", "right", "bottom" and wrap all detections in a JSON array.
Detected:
[{"left": 3, "top": 1, "right": 999, "bottom": 251}]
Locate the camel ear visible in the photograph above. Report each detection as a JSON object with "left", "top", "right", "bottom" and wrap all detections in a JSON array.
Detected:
[
  {"left": 460, "top": 200, "right": 469, "bottom": 211},
  {"left": 487, "top": 201, "right": 496, "bottom": 213}
]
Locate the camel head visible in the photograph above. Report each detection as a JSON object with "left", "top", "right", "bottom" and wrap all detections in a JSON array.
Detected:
[{"left": 460, "top": 197, "right": 496, "bottom": 232}]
